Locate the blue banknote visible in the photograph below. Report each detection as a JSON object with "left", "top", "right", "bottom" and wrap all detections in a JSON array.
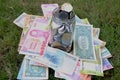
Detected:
[
  {"left": 44, "top": 49, "right": 64, "bottom": 68},
  {"left": 44, "top": 47, "right": 78, "bottom": 75},
  {"left": 102, "top": 58, "right": 113, "bottom": 71},
  {"left": 22, "top": 58, "right": 48, "bottom": 80},
  {"left": 25, "top": 46, "right": 78, "bottom": 75}
]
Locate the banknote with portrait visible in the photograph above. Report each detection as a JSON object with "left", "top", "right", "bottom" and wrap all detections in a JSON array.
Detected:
[{"left": 74, "top": 24, "right": 96, "bottom": 61}]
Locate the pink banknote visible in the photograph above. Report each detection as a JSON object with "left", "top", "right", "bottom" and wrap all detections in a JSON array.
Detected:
[
  {"left": 41, "top": 4, "right": 58, "bottom": 17},
  {"left": 20, "top": 27, "right": 50, "bottom": 56},
  {"left": 103, "top": 58, "right": 113, "bottom": 71}
]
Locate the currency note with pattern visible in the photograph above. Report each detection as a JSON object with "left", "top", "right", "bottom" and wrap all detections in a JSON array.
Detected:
[
  {"left": 41, "top": 4, "right": 58, "bottom": 17},
  {"left": 20, "top": 27, "right": 50, "bottom": 56},
  {"left": 55, "top": 61, "right": 91, "bottom": 80},
  {"left": 103, "top": 58, "right": 113, "bottom": 71},
  {"left": 25, "top": 46, "right": 78, "bottom": 75},
  {"left": 22, "top": 58, "right": 48, "bottom": 80},
  {"left": 80, "top": 45, "right": 103, "bottom": 76},
  {"left": 74, "top": 24, "right": 96, "bottom": 61},
  {"left": 75, "top": 15, "right": 90, "bottom": 25},
  {"left": 17, "top": 58, "right": 48, "bottom": 80},
  {"left": 101, "top": 47, "right": 112, "bottom": 58}
]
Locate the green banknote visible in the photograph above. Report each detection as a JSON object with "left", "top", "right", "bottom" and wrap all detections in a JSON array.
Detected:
[
  {"left": 74, "top": 24, "right": 96, "bottom": 61},
  {"left": 101, "top": 47, "right": 112, "bottom": 58},
  {"left": 80, "top": 45, "right": 103, "bottom": 76}
]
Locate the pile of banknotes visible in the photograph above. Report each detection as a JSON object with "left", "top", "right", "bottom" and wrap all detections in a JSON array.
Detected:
[{"left": 13, "top": 4, "right": 113, "bottom": 80}]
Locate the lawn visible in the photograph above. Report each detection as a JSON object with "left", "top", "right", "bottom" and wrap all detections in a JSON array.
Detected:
[{"left": 0, "top": 0, "right": 120, "bottom": 80}]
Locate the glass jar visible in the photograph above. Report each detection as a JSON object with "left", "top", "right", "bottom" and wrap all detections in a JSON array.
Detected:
[{"left": 50, "top": 3, "right": 75, "bottom": 52}]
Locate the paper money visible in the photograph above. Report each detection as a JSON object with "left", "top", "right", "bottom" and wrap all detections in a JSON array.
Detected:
[
  {"left": 55, "top": 61, "right": 91, "bottom": 80},
  {"left": 23, "top": 15, "right": 51, "bottom": 35},
  {"left": 54, "top": 61, "right": 81, "bottom": 80},
  {"left": 80, "top": 45, "right": 103, "bottom": 76},
  {"left": 24, "top": 15, "right": 41, "bottom": 28},
  {"left": 13, "top": 12, "right": 27, "bottom": 28},
  {"left": 22, "top": 14, "right": 35, "bottom": 35},
  {"left": 17, "top": 58, "right": 48, "bottom": 80},
  {"left": 41, "top": 4, "right": 58, "bottom": 17},
  {"left": 18, "top": 15, "right": 51, "bottom": 51},
  {"left": 17, "top": 14, "right": 38, "bottom": 47},
  {"left": 75, "top": 15, "right": 90, "bottom": 25},
  {"left": 31, "top": 17, "right": 51, "bottom": 30},
  {"left": 29, "top": 60, "right": 46, "bottom": 67},
  {"left": 74, "top": 24, "right": 96, "bottom": 61},
  {"left": 20, "top": 27, "right": 50, "bottom": 56},
  {"left": 22, "top": 58, "right": 48, "bottom": 80},
  {"left": 18, "top": 31, "right": 26, "bottom": 51},
  {"left": 94, "top": 38, "right": 106, "bottom": 48},
  {"left": 103, "top": 58, "right": 113, "bottom": 71},
  {"left": 93, "top": 28, "right": 100, "bottom": 38},
  {"left": 25, "top": 47, "right": 78, "bottom": 75},
  {"left": 101, "top": 47, "right": 112, "bottom": 58}
]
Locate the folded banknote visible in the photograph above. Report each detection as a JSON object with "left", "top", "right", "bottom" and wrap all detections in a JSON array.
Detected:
[
  {"left": 93, "top": 28, "right": 100, "bottom": 39},
  {"left": 101, "top": 47, "right": 112, "bottom": 59},
  {"left": 13, "top": 12, "right": 27, "bottom": 28},
  {"left": 103, "top": 58, "right": 113, "bottom": 71}
]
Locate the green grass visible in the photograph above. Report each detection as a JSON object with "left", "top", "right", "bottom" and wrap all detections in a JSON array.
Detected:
[{"left": 0, "top": 0, "right": 120, "bottom": 80}]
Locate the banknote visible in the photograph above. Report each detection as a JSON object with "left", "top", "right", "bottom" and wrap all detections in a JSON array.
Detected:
[
  {"left": 54, "top": 61, "right": 81, "bottom": 80},
  {"left": 41, "top": 4, "right": 58, "bottom": 17},
  {"left": 13, "top": 12, "right": 28, "bottom": 28},
  {"left": 22, "top": 14, "right": 35, "bottom": 35},
  {"left": 31, "top": 17, "right": 52, "bottom": 44},
  {"left": 75, "top": 15, "right": 90, "bottom": 25},
  {"left": 24, "top": 14, "right": 41, "bottom": 28},
  {"left": 20, "top": 27, "right": 50, "bottom": 56},
  {"left": 103, "top": 58, "right": 113, "bottom": 71},
  {"left": 17, "top": 58, "right": 48, "bottom": 80},
  {"left": 75, "top": 15, "right": 100, "bottom": 38},
  {"left": 18, "top": 31, "right": 26, "bottom": 52},
  {"left": 29, "top": 60, "right": 46, "bottom": 67},
  {"left": 94, "top": 38, "right": 106, "bottom": 48},
  {"left": 55, "top": 61, "right": 91, "bottom": 80},
  {"left": 93, "top": 28, "right": 100, "bottom": 38},
  {"left": 22, "top": 58, "right": 48, "bottom": 80},
  {"left": 74, "top": 24, "right": 96, "bottom": 61},
  {"left": 18, "top": 16, "right": 51, "bottom": 51},
  {"left": 23, "top": 15, "right": 51, "bottom": 35},
  {"left": 43, "top": 47, "right": 78, "bottom": 75},
  {"left": 101, "top": 47, "right": 112, "bottom": 58},
  {"left": 80, "top": 45, "right": 103, "bottom": 76},
  {"left": 25, "top": 46, "right": 78, "bottom": 75},
  {"left": 31, "top": 17, "right": 51, "bottom": 30}
]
